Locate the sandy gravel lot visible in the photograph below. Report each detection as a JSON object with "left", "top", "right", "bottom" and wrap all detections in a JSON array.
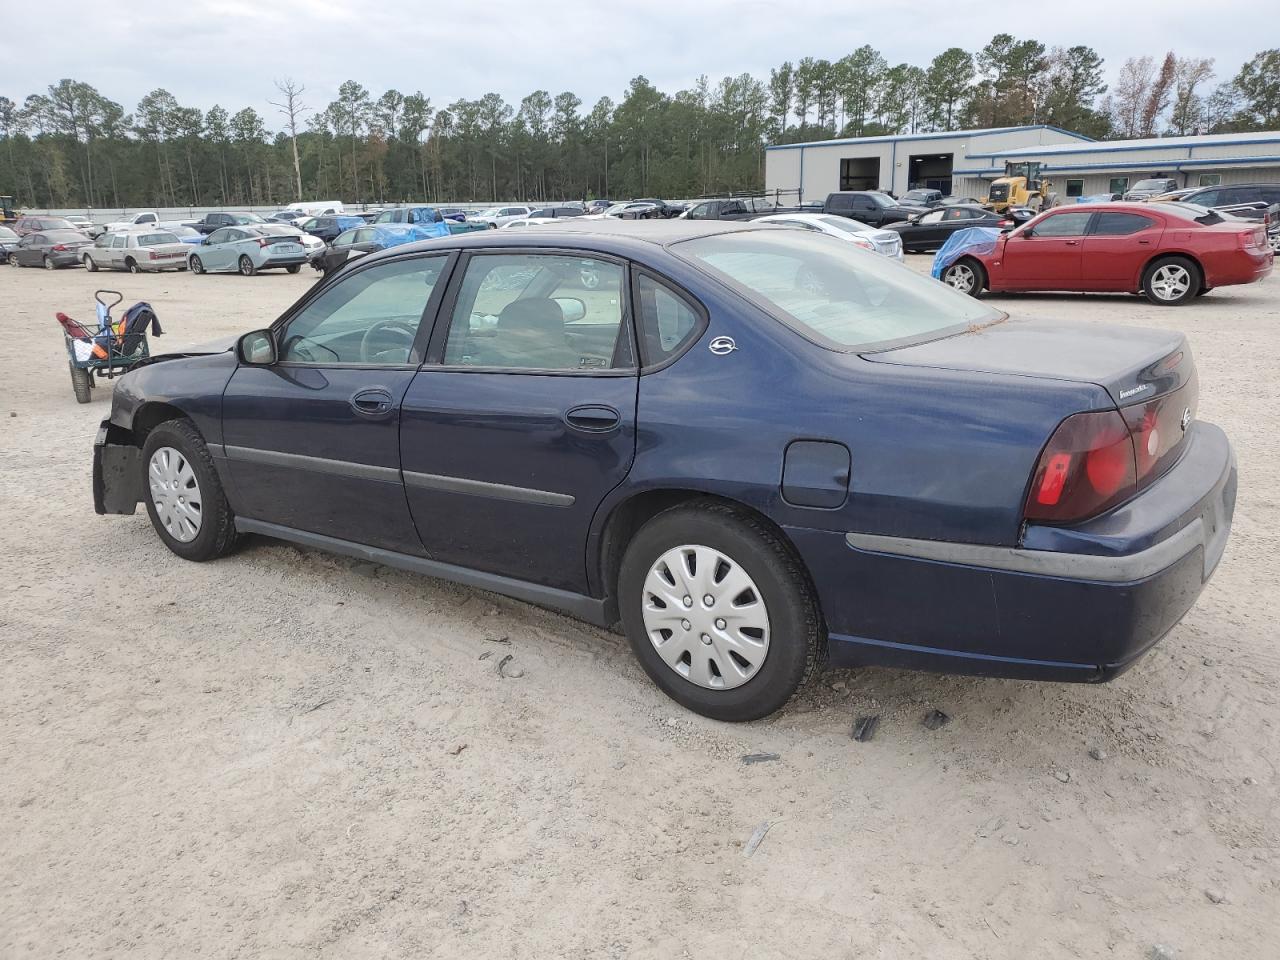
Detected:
[{"left": 2, "top": 254, "right": 1278, "bottom": 959}]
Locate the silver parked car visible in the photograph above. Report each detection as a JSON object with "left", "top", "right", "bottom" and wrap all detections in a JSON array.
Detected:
[
  {"left": 753, "top": 213, "right": 905, "bottom": 260},
  {"left": 187, "top": 225, "right": 309, "bottom": 276},
  {"left": 83, "top": 229, "right": 190, "bottom": 273},
  {"left": 467, "top": 205, "right": 534, "bottom": 228}
]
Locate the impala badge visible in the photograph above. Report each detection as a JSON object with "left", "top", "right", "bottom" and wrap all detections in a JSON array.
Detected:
[{"left": 709, "top": 336, "right": 738, "bottom": 356}]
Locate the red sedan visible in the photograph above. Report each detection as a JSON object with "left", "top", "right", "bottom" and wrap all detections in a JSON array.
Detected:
[{"left": 941, "top": 202, "right": 1273, "bottom": 306}]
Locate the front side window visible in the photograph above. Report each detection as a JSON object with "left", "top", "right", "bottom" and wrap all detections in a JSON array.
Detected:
[
  {"left": 334, "top": 229, "right": 359, "bottom": 246},
  {"left": 442, "top": 254, "right": 627, "bottom": 371},
  {"left": 919, "top": 210, "right": 946, "bottom": 223},
  {"left": 636, "top": 274, "right": 702, "bottom": 365},
  {"left": 677, "top": 230, "right": 1000, "bottom": 352},
  {"left": 279, "top": 256, "right": 446, "bottom": 365},
  {"left": 1091, "top": 213, "right": 1156, "bottom": 236},
  {"left": 95, "top": 234, "right": 111, "bottom": 248},
  {"left": 1030, "top": 212, "right": 1092, "bottom": 237},
  {"left": 111, "top": 235, "right": 127, "bottom": 249}
]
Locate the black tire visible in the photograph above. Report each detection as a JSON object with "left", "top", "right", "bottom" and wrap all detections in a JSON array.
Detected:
[
  {"left": 1196, "top": 286, "right": 1212, "bottom": 297},
  {"left": 618, "top": 501, "right": 822, "bottom": 721},
  {"left": 140, "top": 419, "right": 238, "bottom": 562},
  {"left": 942, "top": 257, "right": 987, "bottom": 297},
  {"left": 69, "top": 363, "right": 92, "bottom": 404},
  {"left": 286, "top": 264, "right": 301, "bottom": 274},
  {"left": 125, "top": 258, "right": 140, "bottom": 274},
  {"left": 83, "top": 255, "right": 98, "bottom": 272},
  {"left": 189, "top": 256, "right": 204, "bottom": 274},
  {"left": 43, "top": 256, "right": 55, "bottom": 271},
  {"left": 238, "top": 255, "right": 256, "bottom": 276},
  {"left": 1142, "top": 255, "right": 1200, "bottom": 306}
]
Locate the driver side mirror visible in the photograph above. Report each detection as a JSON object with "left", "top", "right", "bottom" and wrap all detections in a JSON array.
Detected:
[
  {"left": 237, "top": 329, "right": 277, "bottom": 366},
  {"left": 553, "top": 296, "right": 587, "bottom": 322}
]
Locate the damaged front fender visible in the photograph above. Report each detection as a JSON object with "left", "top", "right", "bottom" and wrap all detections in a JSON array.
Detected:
[{"left": 93, "top": 420, "right": 142, "bottom": 515}]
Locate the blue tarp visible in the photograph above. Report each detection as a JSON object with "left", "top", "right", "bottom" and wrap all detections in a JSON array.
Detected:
[
  {"left": 1076, "top": 195, "right": 1115, "bottom": 204},
  {"left": 370, "top": 222, "right": 450, "bottom": 246},
  {"left": 931, "top": 227, "right": 1001, "bottom": 280}
]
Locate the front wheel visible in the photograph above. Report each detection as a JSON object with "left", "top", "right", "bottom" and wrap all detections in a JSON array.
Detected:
[
  {"left": 141, "top": 419, "right": 238, "bottom": 562},
  {"left": 238, "top": 255, "right": 256, "bottom": 276},
  {"left": 618, "top": 501, "right": 822, "bottom": 721},
  {"left": 1143, "top": 256, "right": 1199, "bottom": 306},
  {"left": 942, "top": 258, "right": 986, "bottom": 297},
  {"left": 189, "top": 256, "right": 205, "bottom": 274},
  {"left": 83, "top": 255, "right": 98, "bottom": 272}
]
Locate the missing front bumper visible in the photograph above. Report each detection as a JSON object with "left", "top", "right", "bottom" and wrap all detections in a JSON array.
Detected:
[{"left": 93, "top": 420, "right": 142, "bottom": 515}]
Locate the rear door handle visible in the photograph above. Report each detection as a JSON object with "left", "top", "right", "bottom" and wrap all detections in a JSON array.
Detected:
[
  {"left": 564, "top": 404, "right": 621, "bottom": 433},
  {"left": 351, "top": 388, "right": 394, "bottom": 419}
]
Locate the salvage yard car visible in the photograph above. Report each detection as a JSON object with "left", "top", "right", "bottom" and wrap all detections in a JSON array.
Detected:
[
  {"left": 754, "top": 212, "right": 904, "bottom": 260},
  {"left": 94, "top": 220, "right": 1237, "bottom": 722},
  {"left": 9, "top": 229, "right": 92, "bottom": 268},
  {"left": 940, "top": 202, "right": 1273, "bottom": 305},
  {"left": 187, "top": 225, "right": 308, "bottom": 276},
  {"left": 886, "top": 203, "right": 1020, "bottom": 253},
  {"left": 83, "top": 230, "right": 190, "bottom": 273}
]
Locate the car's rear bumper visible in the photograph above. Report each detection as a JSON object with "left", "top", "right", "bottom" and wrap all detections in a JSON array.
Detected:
[
  {"left": 787, "top": 420, "right": 1236, "bottom": 681},
  {"left": 1205, "top": 247, "right": 1273, "bottom": 287},
  {"left": 260, "top": 255, "right": 307, "bottom": 268}
]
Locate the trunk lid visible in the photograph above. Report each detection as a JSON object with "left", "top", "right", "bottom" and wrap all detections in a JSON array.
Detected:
[{"left": 865, "top": 318, "right": 1192, "bottom": 408}]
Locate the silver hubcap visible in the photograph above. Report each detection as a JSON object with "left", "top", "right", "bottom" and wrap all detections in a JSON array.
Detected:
[
  {"left": 946, "top": 264, "right": 975, "bottom": 293},
  {"left": 148, "top": 446, "right": 202, "bottom": 543},
  {"left": 641, "top": 544, "right": 770, "bottom": 690},
  {"left": 1150, "top": 264, "right": 1191, "bottom": 301}
]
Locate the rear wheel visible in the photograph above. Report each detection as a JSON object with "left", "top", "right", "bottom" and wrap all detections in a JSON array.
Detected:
[
  {"left": 43, "top": 256, "right": 55, "bottom": 271},
  {"left": 83, "top": 254, "right": 98, "bottom": 272},
  {"left": 285, "top": 264, "right": 301, "bottom": 274},
  {"left": 942, "top": 258, "right": 986, "bottom": 297},
  {"left": 618, "top": 501, "right": 822, "bottom": 721},
  {"left": 238, "top": 255, "right": 256, "bottom": 276},
  {"left": 1143, "top": 256, "right": 1199, "bottom": 306},
  {"left": 189, "top": 256, "right": 204, "bottom": 274},
  {"left": 141, "top": 419, "right": 238, "bottom": 562},
  {"left": 125, "top": 258, "right": 140, "bottom": 274},
  {"left": 69, "top": 363, "right": 92, "bottom": 404}
]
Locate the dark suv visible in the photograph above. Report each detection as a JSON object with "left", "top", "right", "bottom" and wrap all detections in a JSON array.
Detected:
[{"left": 822, "top": 191, "right": 913, "bottom": 227}]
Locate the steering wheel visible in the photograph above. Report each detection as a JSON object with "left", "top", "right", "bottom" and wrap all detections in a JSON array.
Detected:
[{"left": 359, "top": 318, "right": 418, "bottom": 363}]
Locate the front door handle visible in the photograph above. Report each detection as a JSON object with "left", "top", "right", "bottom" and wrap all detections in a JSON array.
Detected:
[
  {"left": 351, "top": 388, "right": 394, "bottom": 419},
  {"left": 564, "top": 404, "right": 621, "bottom": 433},
  {"left": 1064, "top": 240, "right": 1079, "bottom": 246}
]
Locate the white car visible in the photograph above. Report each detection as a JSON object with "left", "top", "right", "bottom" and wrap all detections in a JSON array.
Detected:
[
  {"left": 468, "top": 205, "right": 533, "bottom": 228},
  {"left": 64, "top": 215, "right": 102, "bottom": 238},
  {"left": 259, "top": 223, "right": 325, "bottom": 258},
  {"left": 500, "top": 217, "right": 560, "bottom": 229},
  {"left": 754, "top": 213, "right": 904, "bottom": 261},
  {"left": 104, "top": 211, "right": 161, "bottom": 233}
]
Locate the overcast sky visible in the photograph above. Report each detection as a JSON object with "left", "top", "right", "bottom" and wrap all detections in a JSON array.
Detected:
[{"left": 2, "top": 0, "right": 1270, "bottom": 127}]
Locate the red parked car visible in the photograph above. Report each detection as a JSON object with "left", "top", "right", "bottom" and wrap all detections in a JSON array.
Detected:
[{"left": 941, "top": 202, "right": 1273, "bottom": 305}]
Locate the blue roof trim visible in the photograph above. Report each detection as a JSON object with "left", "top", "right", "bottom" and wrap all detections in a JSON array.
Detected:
[
  {"left": 764, "top": 124, "right": 1092, "bottom": 152},
  {"left": 967, "top": 134, "right": 1280, "bottom": 159},
  {"left": 954, "top": 155, "right": 1280, "bottom": 177}
]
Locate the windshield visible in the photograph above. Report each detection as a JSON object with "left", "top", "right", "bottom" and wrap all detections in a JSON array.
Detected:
[
  {"left": 231, "top": 213, "right": 265, "bottom": 224},
  {"left": 137, "top": 233, "right": 179, "bottom": 246},
  {"left": 677, "top": 230, "right": 1001, "bottom": 352},
  {"left": 867, "top": 193, "right": 895, "bottom": 208},
  {"left": 0, "top": 226, "right": 17, "bottom": 240},
  {"left": 1132, "top": 179, "right": 1170, "bottom": 190},
  {"left": 817, "top": 215, "right": 873, "bottom": 235},
  {"left": 477, "top": 207, "right": 503, "bottom": 217}
]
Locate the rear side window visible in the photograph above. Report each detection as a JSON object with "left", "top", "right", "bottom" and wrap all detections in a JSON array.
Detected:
[
  {"left": 1091, "top": 213, "right": 1156, "bottom": 236},
  {"left": 635, "top": 274, "right": 704, "bottom": 367}
]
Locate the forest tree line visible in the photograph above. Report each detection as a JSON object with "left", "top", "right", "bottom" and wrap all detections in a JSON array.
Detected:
[{"left": 1, "top": 40, "right": 1277, "bottom": 211}]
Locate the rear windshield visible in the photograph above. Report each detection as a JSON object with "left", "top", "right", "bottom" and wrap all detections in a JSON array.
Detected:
[
  {"left": 676, "top": 230, "right": 1002, "bottom": 352},
  {"left": 137, "top": 233, "right": 179, "bottom": 246},
  {"left": 1151, "top": 202, "right": 1224, "bottom": 225},
  {"left": 43, "top": 230, "right": 86, "bottom": 241}
]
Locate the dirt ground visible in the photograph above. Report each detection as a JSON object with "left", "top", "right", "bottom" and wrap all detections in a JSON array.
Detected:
[{"left": 1, "top": 254, "right": 1277, "bottom": 959}]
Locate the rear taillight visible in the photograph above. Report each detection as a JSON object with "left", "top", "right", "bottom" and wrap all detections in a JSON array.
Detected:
[
  {"left": 1025, "top": 376, "right": 1197, "bottom": 524},
  {"left": 52, "top": 244, "right": 68, "bottom": 252},
  {"left": 998, "top": 219, "right": 1012, "bottom": 227},
  {"left": 149, "top": 250, "right": 160, "bottom": 259},
  {"left": 257, "top": 238, "right": 269, "bottom": 248},
  {"left": 850, "top": 236, "right": 875, "bottom": 250}
]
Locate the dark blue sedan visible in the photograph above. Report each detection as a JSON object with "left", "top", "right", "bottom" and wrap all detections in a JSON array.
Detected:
[{"left": 93, "top": 221, "right": 1236, "bottom": 721}]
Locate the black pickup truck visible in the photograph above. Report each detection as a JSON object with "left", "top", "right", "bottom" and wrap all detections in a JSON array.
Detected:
[
  {"left": 682, "top": 197, "right": 798, "bottom": 221},
  {"left": 187, "top": 211, "right": 269, "bottom": 234},
  {"left": 823, "top": 191, "right": 914, "bottom": 227}
]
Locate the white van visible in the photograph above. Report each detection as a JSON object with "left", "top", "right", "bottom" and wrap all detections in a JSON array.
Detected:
[{"left": 287, "top": 200, "right": 346, "bottom": 217}]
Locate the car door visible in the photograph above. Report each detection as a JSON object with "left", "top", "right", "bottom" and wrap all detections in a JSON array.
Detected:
[
  {"left": 938, "top": 206, "right": 985, "bottom": 244},
  {"left": 15, "top": 233, "right": 40, "bottom": 265},
  {"left": 399, "top": 249, "right": 638, "bottom": 593},
  {"left": 1080, "top": 210, "right": 1163, "bottom": 290},
  {"left": 107, "top": 233, "right": 128, "bottom": 269},
  {"left": 998, "top": 210, "right": 1092, "bottom": 289},
  {"left": 221, "top": 252, "right": 454, "bottom": 554},
  {"left": 907, "top": 209, "right": 946, "bottom": 246}
]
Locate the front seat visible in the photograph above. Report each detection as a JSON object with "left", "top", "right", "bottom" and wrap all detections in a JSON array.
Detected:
[{"left": 485, "top": 298, "right": 578, "bottom": 369}]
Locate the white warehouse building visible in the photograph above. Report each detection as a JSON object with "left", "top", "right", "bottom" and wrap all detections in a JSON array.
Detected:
[{"left": 765, "top": 126, "right": 1280, "bottom": 203}]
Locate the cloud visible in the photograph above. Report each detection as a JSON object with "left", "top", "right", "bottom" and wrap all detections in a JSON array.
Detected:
[{"left": 1, "top": 0, "right": 1269, "bottom": 129}]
